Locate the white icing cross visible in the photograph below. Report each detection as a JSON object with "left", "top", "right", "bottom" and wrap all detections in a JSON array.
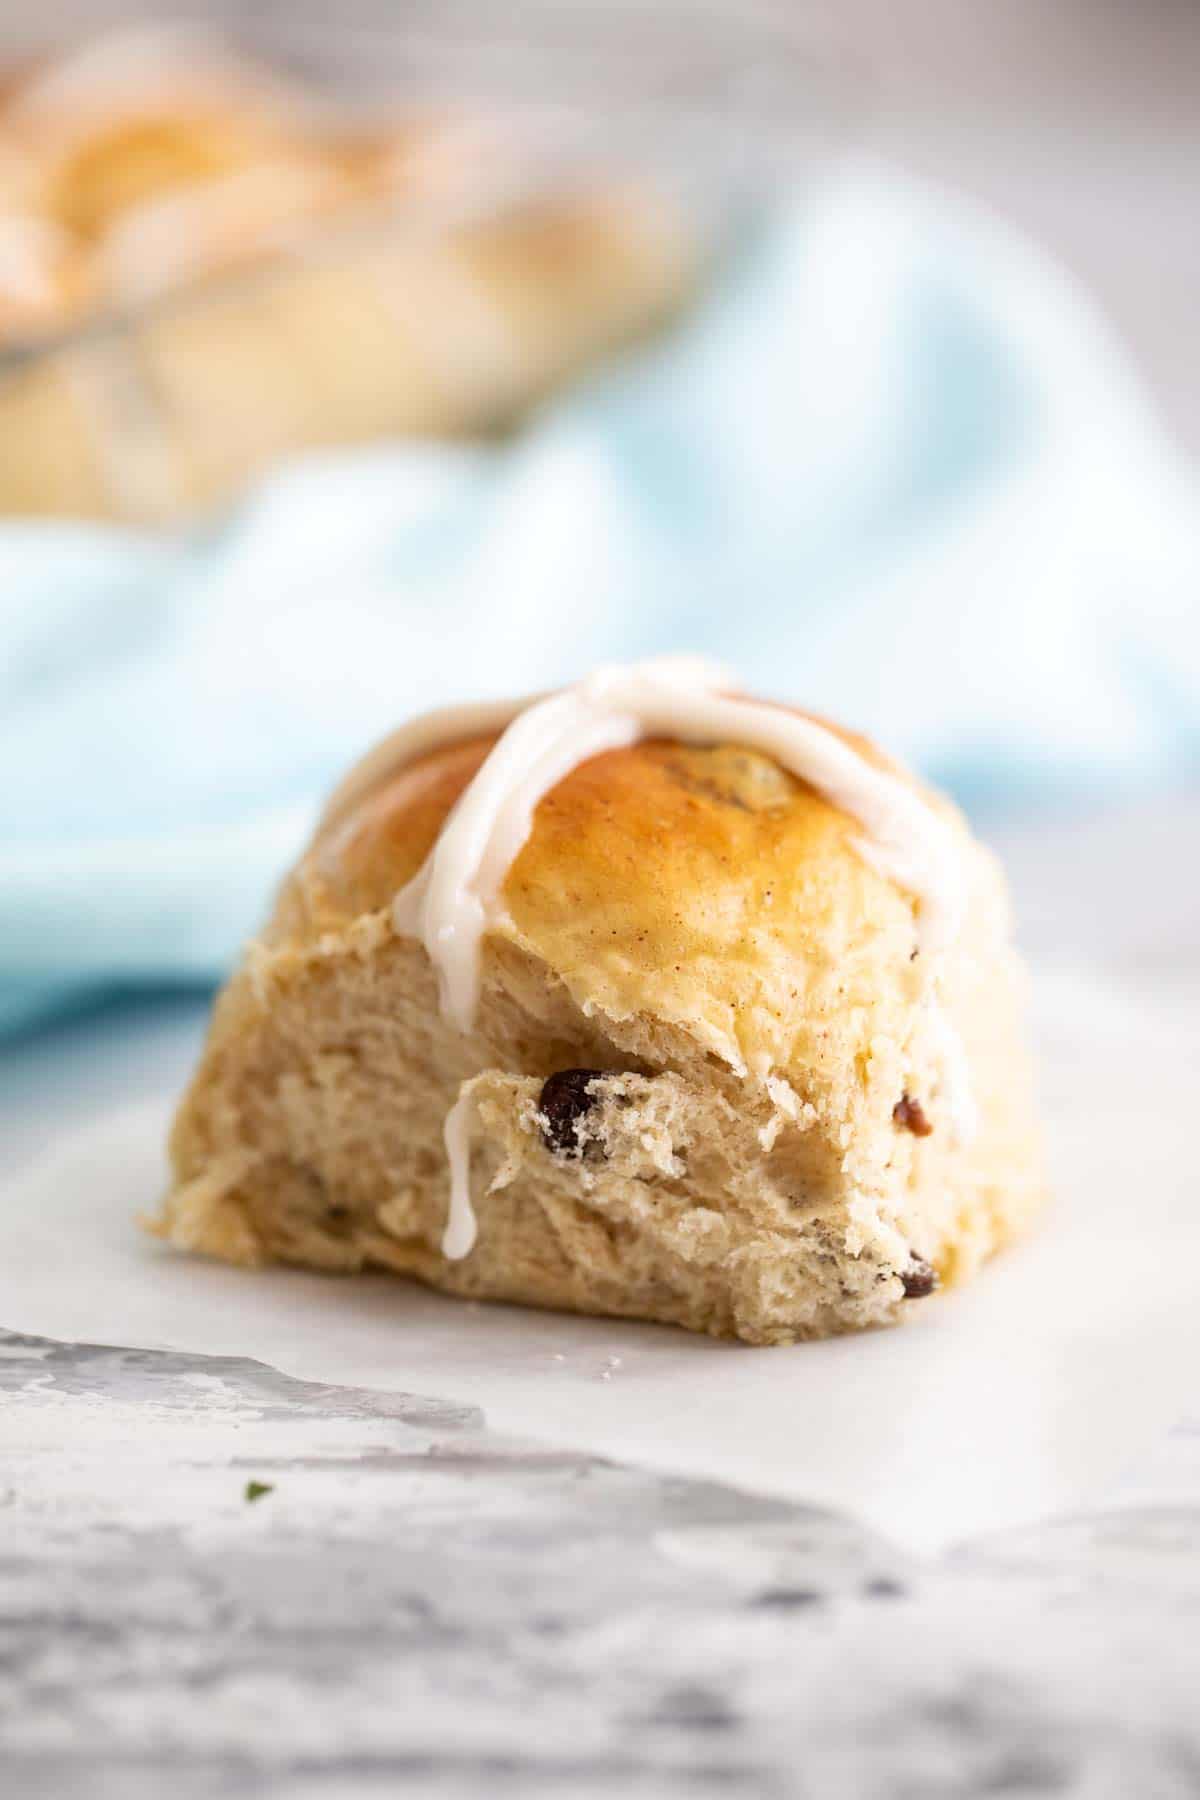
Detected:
[{"left": 338, "top": 657, "right": 974, "bottom": 1259}]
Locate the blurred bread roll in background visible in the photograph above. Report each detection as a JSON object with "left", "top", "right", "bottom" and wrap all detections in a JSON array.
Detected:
[{"left": 0, "top": 25, "right": 698, "bottom": 519}]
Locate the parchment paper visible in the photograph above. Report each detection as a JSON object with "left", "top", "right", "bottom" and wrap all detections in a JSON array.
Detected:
[{"left": 2, "top": 966, "right": 1194, "bottom": 1554}]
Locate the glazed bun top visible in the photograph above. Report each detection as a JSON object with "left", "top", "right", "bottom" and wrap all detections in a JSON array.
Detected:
[{"left": 269, "top": 675, "right": 977, "bottom": 1088}]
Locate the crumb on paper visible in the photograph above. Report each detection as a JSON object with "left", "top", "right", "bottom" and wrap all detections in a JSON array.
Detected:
[
  {"left": 244, "top": 1480, "right": 274, "bottom": 1504},
  {"left": 599, "top": 1355, "right": 622, "bottom": 1382}
]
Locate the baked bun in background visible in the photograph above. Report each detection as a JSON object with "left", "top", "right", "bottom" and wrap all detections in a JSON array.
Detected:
[
  {"left": 0, "top": 28, "right": 698, "bottom": 519},
  {"left": 156, "top": 665, "right": 1045, "bottom": 1345}
]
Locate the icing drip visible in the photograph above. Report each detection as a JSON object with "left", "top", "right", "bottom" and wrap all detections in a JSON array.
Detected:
[
  {"left": 928, "top": 997, "right": 980, "bottom": 1149},
  {"left": 391, "top": 656, "right": 966, "bottom": 1038},
  {"left": 99, "top": 163, "right": 336, "bottom": 302},
  {"left": 392, "top": 687, "right": 643, "bottom": 1031},
  {"left": 349, "top": 657, "right": 975, "bottom": 1258},
  {"left": 441, "top": 1087, "right": 479, "bottom": 1260}
]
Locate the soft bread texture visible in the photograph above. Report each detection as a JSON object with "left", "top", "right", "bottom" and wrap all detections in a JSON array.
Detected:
[{"left": 158, "top": 725, "right": 1045, "bottom": 1344}]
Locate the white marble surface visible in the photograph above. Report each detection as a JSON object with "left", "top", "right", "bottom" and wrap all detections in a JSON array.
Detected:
[
  {"left": 2, "top": 791, "right": 1199, "bottom": 1796},
  {"left": 4, "top": 1331, "right": 1200, "bottom": 1800}
]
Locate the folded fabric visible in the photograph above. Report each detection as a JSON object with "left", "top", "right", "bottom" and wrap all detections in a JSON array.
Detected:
[{"left": 2, "top": 156, "right": 1198, "bottom": 1034}]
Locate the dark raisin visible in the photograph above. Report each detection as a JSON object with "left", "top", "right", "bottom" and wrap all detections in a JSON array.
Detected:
[
  {"left": 753, "top": 1588, "right": 824, "bottom": 1610},
  {"left": 900, "top": 1256, "right": 938, "bottom": 1299},
  {"left": 862, "top": 1576, "right": 907, "bottom": 1600},
  {"left": 893, "top": 1092, "right": 934, "bottom": 1136},
  {"left": 538, "top": 1069, "right": 606, "bottom": 1158}
]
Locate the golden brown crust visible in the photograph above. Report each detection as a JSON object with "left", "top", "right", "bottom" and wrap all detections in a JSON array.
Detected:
[
  {"left": 42, "top": 113, "right": 268, "bottom": 240},
  {"left": 298, "top": 710, "right": 913, "bottom": 926},
  {"left": 278, "top": 712, "right": 951, "bottom": 1087}
]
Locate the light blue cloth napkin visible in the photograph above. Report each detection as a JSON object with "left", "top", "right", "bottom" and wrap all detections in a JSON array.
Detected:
[{"left": 3, "top": 158, "right": 1198, "bottom": 1034}]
